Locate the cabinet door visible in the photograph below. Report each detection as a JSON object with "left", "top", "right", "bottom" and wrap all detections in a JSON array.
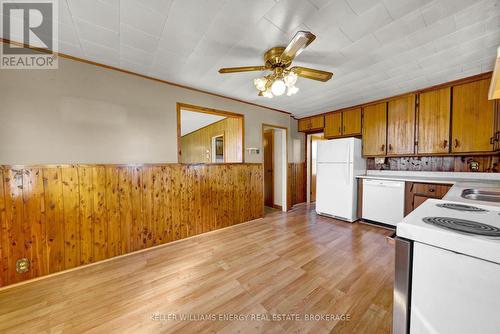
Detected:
[
  {"left": 324, "top": 113, "right": 342, "bottom": 138},
  {"left": 362, "top": 102, "right": 387, "bottom": 156},
  {"left": 418, "top": 88, "right": 451, "bottom": 154},
  {"left": 298, "top": 118, "right": 310, "bottom": 132},
  {"left": 309, "top": 115, "right": 325, "bottom": 130},
  {"left": 452, "top": 79, "right": 495, "bottom": 153},
  {"left": 495, "top": 100, "right": 500, "bottom": 151},
  {"left": 387, "top": 94, "right": 416, "bottom": 155},
  {"left": 342, "top": 107, "right": 362, "bottom": 136}
]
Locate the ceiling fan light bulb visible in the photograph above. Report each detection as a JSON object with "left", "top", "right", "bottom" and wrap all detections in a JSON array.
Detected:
[
  {"left": 263, "top": 88, "right": 274, "bottom": 98},
  {"left": 271, "top": 79, "right": 286, "bottom": 96},
  {"left": 284, "top": 72, "right": 298, "bottom": 87},
  {"left": 287, "top": 85, "right": 299, "bottom": 96},
  {"left": 253, "top": 77, "right": 267, "bottom": 91}
]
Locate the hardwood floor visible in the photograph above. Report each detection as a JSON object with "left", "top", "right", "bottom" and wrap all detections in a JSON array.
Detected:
[{"left": 0, "top": 204, "right": 395, "bottom": 334}]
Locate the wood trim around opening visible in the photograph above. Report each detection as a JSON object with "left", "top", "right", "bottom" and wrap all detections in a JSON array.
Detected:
[
  {"left": 261, "top": 123, "right": 289, "bottom": 211},
  {"left": 177, "top": 102, "right": 245, "bottom": 163}
]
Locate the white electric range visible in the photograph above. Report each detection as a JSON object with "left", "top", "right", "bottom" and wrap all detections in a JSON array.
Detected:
[{"left": 394, "top": 198, "right": 500, "bottom": 334}]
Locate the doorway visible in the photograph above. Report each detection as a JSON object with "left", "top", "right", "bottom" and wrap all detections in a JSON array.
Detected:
[
  {"left": 262, "top": 124, "right": 288, "bottom": 212},
  {"left": 211, "top": 134, "right": 224, "bottom": 163},
  {"left": 307, "top": 133, "right": 324, "bottom": 203}
]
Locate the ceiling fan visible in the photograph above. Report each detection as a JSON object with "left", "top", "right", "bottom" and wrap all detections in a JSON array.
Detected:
[{"left": 218, "top": 31, "right": 333, "bottom": 98}]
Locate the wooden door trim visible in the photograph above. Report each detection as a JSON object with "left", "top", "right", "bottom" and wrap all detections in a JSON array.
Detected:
[
  {"left": 261, "top": 124, "right": 289, "bottom": 211},
  {"left": 177, "top": 103, "right": 245, "bottom": 163},
  {"left": 263, "top": 129, "right": 274, "bottom": 208}
]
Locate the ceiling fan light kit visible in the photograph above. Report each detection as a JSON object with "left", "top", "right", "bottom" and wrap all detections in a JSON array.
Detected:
[{"left": 219, "top": 31, "right": 333, "bottom": 98}]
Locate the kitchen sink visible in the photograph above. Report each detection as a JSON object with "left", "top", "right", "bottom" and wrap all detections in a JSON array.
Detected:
[{"left": 461, "top": 189, "right": 500, "bottom": 203}]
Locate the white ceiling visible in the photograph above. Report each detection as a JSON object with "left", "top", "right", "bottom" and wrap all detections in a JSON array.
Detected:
[
  {"left": 180, "top": 110, "right": 225, "bottom": 136},
  {"left": 2, "top": 0, "right": 499, "bottom": 117}
]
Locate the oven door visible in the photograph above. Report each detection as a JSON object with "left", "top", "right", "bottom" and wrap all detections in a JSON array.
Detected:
[{"left": 393, "top": 236, "right": 413, "bottom": 334}]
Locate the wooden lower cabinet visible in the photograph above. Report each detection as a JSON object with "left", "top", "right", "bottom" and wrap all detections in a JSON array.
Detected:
[
  {"left": 362, "top": 102, "right": 387, "bottom": 156},
  {"left": 404, "top": 182, "right": 452, "bottom": 215},
  {"left": 451, "top": 79, "right": 495, "bottom": 153}
]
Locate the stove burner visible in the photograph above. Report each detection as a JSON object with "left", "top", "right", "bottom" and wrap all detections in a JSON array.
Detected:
[
  {"left": 423, "top": 217, "right": 500, "bottom": 237},
  {"left": 436, "top": 203, "right": 488, "bottom": 212}
]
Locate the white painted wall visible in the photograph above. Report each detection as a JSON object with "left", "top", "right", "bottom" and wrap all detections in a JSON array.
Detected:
[{"left": 0, "top": 57, "right": 296, "bottom": 164}]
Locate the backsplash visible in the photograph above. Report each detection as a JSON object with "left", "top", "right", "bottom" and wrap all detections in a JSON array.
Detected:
[{"left": 367, "top": 155, "right": 499, "bottom": 173}]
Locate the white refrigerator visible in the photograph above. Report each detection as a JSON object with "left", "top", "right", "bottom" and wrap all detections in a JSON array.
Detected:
[{"left": 316, "top": 138, "right": 366, "bottom": 222}]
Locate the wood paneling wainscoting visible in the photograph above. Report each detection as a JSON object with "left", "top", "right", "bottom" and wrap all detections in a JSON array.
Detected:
[
  {"left": 288, "top": 162, "right": 306, "bottom": 206},
  {"left": 0, "top": 163, "right": 263, "bottom": 287}
]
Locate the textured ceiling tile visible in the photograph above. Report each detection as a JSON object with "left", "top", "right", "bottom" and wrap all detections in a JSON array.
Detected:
[
  {"left": 407, "top": 16, "right": 456, "bottom": 47},
  {"left": 67, "top": 0, "right": 119, "bottom": 32},
  {"left": 120, "top": 24, "right": 159, "bottom": 54},
  {"left": 432, "top": 22, "right": 486, "bottom": 52},
  {"left": 454, "top": 0, "right": 497, "bottom": 29},
  {"left": 74, "top": 18, "right": 119, "bottom": 50},
  {"left": 345, "top": 0, "right": 380, "bottom": 15},
  {"left": 264, "top": 0, "right": 318, "bottom": 33},
  {"left": 340, "top": 3, "right": 393, "bottom": 41},
  {"left": 374, "top": 11, "right": 426, "bottom": 44},
  {"left": 304, "top": 0, "right": 357, "bottom": 33},
  {"left": 340, "top": 34, "right": 380, "bottom": 58},
  {"left": 120, "top": 0, "right": 168, "bottom": 37},
  {"left": 133, "top": 0, "right": 174, "bottom": 16},
  {"left": 383, "top": 0, "right": 433, "bottom": 18},
  {"left": 42, "top": 0, "right": 499, "bottom": 116}
]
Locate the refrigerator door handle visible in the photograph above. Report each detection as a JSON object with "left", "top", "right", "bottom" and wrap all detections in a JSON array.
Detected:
[{"left": 346, "top": 143, "right": 351, "bottom": 183}]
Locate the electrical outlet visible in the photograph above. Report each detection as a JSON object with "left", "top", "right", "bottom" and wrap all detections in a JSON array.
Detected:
[
  {"left": 468, "top": 160, "right": 479, "bottom": 172},
  {"left": 16, "top": 258, "right": 29, "bottom": 273}
]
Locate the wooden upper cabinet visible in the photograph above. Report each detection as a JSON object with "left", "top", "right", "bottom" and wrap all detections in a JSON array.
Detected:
[
  {"left": 324, "top": 112, "right": 342, "bottom": 138},
  {"left": 343, "top": 108, "right": 362, "bottom": 136},
  {"left": 309, "top": 115, "right": 325, "bottom": 130},
  {"left": 362, "top": 102, "right": 387, "bottom": 156},
  {"left": 495, "top": 100, "right": 500, "bottom": 151},
  {"left": 387, "top": 95, "right": 416, "bottom": 155},
  {"left": 298, "top": 115, "right": 325, "bottom": 132},
  {"left": 298, "top": 118, "right": 309, "bottom": 132},
  {"left": 324, "top": 108, "right": 361, "bottom": 138},
  {"left": 418, "top": 87, "right": 451, "bottom": 154},
  {"left": 451, "top": 79, "right": 495, "bottom": 153}
]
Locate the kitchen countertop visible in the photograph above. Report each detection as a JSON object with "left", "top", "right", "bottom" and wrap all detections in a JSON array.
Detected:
[
  {"left": 356, "top": 170, "right": 500, "bottom": 185},
  {"left": 382, "top": 171, "right": 500, "bottom": 263}
]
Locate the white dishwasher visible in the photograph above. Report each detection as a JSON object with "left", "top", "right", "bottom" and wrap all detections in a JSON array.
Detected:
[{"left": 362, "top": 179, "right": 405, "bottom": 226}]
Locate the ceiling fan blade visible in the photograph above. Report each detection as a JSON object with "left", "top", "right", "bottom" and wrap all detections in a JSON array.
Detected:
[
  {"left": 281, "top": 31, "right": 316, "bottom": 62},
  {"left": 291, "top": 66, "right": 333, "bottom": 82},
  {"left": 218, "top": 66, "right": 267, "bottom": 74}
]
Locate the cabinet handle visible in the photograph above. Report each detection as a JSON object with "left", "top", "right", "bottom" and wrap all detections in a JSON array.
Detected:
[
  {"left": 381, "top": 144, "right": 385, "bottom": 151},
  {"left": 496, "top": 131, "right": 499, "bottom": 142},
  {"left": 388, "top": 144, "right": 393, "bottom": 151},
  {"left": 454, "top": 139, "right": 459, "bottom": 148},
  {"left": 429, "top": 188, "right": 435, "bottom": 193},
  {"left": 338, "top": 126, "right": 341, "bottom": 133},
  {"left": 443, "top": 140, "right": 448, "bottom": 149},
  {"left": 491, "top": 137, "right": 495, "bottom": 145},
  {"left": 343, "top": 125, "right": 346, "bottom": 133}
]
